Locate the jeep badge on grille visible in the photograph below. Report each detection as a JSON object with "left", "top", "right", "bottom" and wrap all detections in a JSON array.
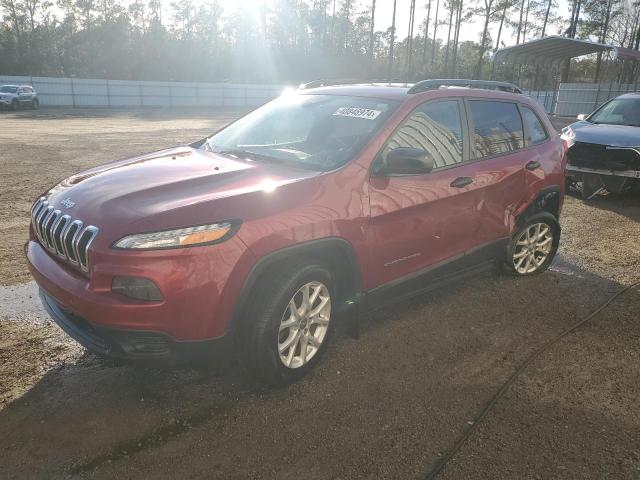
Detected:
[{"left": 60, "top": 198, "right": 75, "bottom": 209}]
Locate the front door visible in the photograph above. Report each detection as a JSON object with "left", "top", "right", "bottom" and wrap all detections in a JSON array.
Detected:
[{"left": 367, "top": 98, "right": 483, "bottom": 290}]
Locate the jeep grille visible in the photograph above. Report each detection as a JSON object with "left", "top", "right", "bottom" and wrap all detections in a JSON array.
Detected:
[{"left": 30, "top": 197, "right": 99, "bottom": 273}]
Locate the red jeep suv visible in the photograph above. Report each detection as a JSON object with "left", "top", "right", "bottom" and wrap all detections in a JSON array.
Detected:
[{"left": 27, "top": 80, "right": 565, "bottom": 384}]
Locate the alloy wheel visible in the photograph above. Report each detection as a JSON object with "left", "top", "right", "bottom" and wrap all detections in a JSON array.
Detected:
[
  {"left": 277, "top": 281, "right": 331, "bottom": 369},
  {"left": 513, "top": 222, "right": 553, "bottom": 274}
]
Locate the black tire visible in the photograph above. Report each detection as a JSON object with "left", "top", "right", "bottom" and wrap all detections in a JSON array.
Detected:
[
  {"left": 10, "top": 99, "right": 18, "bottom": 111},
  {"left": 32, "top": 99, "right": 39, "bottom": 109},
  {"left": 506, "top": 212, "right": 560, "bottom": 276},
  {"left": 236, "top": 260, "right": 334, "bottom": 385}
]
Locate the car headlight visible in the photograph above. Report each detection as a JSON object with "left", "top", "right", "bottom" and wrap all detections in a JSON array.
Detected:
[
  {"left": 561, "top": 126, "right": 575, "bottom": 139},
  {"left": 113, "top": 221, "right": 240, "bottom": 250}
]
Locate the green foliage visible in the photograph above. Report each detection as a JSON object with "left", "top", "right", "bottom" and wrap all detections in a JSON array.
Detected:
[{"left": 1, "top": 0, "right": 637, "bottom": 83}]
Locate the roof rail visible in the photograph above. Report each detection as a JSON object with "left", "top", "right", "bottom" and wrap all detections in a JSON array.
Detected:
[
  {"left": 298, "top": 78, "right": 407, "bottom": 89},
  {"left": 407, "top": 79, "right": 523, "bottom": 94},
  {"left": 298, "top": 79, "right": 364, "bottom": 89}
]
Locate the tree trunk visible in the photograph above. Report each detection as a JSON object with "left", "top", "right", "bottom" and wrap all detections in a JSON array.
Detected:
[
  {"left": 368, "top": 0, "right": 376, "bottom": 68},
  {"left": 594, "top": 0, "right": 613, "bottom": 82},
  {"left": 451, "top": 0, "right": 464, "bottom": 76},
  {"left": 474, "top": 0, "right": 492, "bottom": 79},
  {"left": 406, "top": 0, "right": 417, "bottom": 79},
  {"left": 494, "top": 3, "right": 506, "bottom": 51},
  {"left": 431, "top": 0, "right": 440, "bottom": 66},
  {"left": 422, "top": 0, "right": 432, "bottom": 69},
  {"left": 541, "top": 0, "right": 552, "bottom": 37},
  {"left": 516, "top": 0, "right": 525, "bottom": 43},
  {"left": 443, "top": 1, "right": 454, "bottom": 73},
  {"left": 388, "top": 0, "right": 397, "bottom": 79},
  {"left": 522, "top": 0, "right": 530, "bottom": 43}
]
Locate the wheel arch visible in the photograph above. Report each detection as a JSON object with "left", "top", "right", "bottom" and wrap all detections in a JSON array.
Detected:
[
  {"left": 515, "top": 185, "right": 562, "bottom": 229},
  {"left": 228, "top": 237, "right": 364, "bottom": 333}
]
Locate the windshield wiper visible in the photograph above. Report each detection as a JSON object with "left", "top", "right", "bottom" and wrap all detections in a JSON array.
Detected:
[{"left": 212, "top": 148, "right": 282, "bottom": 163}]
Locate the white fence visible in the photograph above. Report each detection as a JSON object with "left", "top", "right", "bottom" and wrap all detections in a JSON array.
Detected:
[
  {"left": 524, "top": 90, "right": 556, "bottom": 113},
  {"left": 2, "top": 75, "right": 637, "bottom": 116},
  {"left": 554, "top": 83, "right": 638, "bottom": 116},
  {"left": 526, "top": 83, "right": 638, "bottom": 116},
  {"left": 0, "top": 75, "right": 284, "bottom": 107}
]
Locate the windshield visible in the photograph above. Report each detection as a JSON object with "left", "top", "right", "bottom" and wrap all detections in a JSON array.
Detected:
[
  {"left": 0, "top": 86, "right": 18, "bottom": 93},
  {"left": 589, "top": 98, "right": 640, "bottom": 127},
  {"left": 205, "top": 93, "right": 399, "bottom": 170}
]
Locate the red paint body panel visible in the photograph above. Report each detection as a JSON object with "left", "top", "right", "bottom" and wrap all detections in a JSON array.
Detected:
[{"left": 26, "top": 86, "right": 564, "bottom": 344}]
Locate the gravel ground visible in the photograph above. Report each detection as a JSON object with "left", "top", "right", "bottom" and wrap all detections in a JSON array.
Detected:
[{"left": 0, "top": 108, "right": 638, "bottom": 479}]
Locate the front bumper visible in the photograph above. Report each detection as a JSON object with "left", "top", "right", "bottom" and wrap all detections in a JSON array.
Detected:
[
  {"left": 26, "top": 232, "right": 254, "bottom": 341},
  {"left": 40, "top": 289, "right": 232, "bottom": 361},
  {"left": 566, "top": 164, "right": 640, "bottom": 179}
]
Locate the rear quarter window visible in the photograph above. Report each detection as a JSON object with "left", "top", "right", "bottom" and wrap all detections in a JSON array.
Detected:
[
  {"left": 521, "top": 105, "right": 548, "bottom": 145},
  {"left": 469, "top": 100, "right": 524, "bottom": 158}
]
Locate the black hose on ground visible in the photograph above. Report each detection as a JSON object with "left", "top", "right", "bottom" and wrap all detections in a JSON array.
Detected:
[{"left": 422, "top": 280, "right": 640, "bottom": 480}]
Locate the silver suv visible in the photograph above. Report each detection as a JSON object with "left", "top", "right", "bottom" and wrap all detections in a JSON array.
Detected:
[{"left": 0, "top": 85, "right": 39, "bottom": 110}]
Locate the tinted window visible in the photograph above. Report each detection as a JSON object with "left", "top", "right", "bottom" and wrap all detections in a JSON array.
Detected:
[
  {"left": 469, "top": 100, "right": 524, "bottom": 158},
  {"left": 589, "top": 98, "right": 640, "bottom": 126},
  {"left": 384, "top": 100, "right": 464, "bottom": 169},
  {"left": 521, "top": 106, "right": 548, "bottom": 145},
  {"left": 206, "top": 94, "right": 398, "bottom": 171}
]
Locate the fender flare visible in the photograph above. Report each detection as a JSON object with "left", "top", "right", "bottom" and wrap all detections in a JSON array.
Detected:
[
  {"left": 515, "top": 185, "right": 562, "bottom": 229},
  {"left": 227, "top": 237, "right": 364, "bottom": 333}
]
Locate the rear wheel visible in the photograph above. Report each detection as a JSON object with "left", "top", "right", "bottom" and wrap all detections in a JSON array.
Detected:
[
  {"left": 32, "top": 98, "right": 39, "bottom": 109},
  {"left": 237, "top": 261, "right": 334, "bottom": 385},
  {"left": 10, "top": 99, "right": 18, "bottom": 111},
  {"left": 507, "top": 213, "right": 560, "bottom": 276}
]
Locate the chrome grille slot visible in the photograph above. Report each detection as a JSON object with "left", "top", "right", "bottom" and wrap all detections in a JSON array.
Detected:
[
  {"left": 52, "top": 215, "right": 71, "bottom": 256},
  {"left": 63, "top": 220, "right": 83, "bottom": 264},
  {"left": 30, "top": 197, "right": 99, "bottom": 273},
  {"left": 43, "top": 209, "right": 61, "bottom": 249}
]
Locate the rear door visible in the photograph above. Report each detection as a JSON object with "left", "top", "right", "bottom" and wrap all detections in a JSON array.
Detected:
[
  {"left": 519, "top": 104, "right": 560, "bottom": 198},
  {"left": 464, "top": 99, "right": 529, "bottom": 246},
  {"left": 367, "top": 98, "right": 484, "bottom": 289}
]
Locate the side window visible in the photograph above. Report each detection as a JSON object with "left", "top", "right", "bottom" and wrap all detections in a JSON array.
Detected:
[
  {"left": 521, "top": 105, "right": 548, "bottom": 145},
  {"left": 384, "top": 100, "right": 464, "bottom": 169},
  {"left": 469, "top": 100, "right": 524, "bottom": 158}
]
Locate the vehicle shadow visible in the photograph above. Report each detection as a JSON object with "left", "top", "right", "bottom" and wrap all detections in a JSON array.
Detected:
[{"left": 0, "top": 258, "right": 631, "bottom": 479}]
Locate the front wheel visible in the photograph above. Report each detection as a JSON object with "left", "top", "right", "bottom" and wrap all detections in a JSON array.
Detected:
[
  {"left": 10, "top": 99, "right": 18, "bottom": 111},
  {"left": 507, "top": 213, "right": 560, "bottom": 276},
  {"left": 237, "top": 261, "right": 334, "bottom": 385},
  {"left": 32, "top": 99, "right": 39, "bottom": 109}
]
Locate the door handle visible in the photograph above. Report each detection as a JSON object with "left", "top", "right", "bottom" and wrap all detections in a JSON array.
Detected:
[
  {"left": 526, "top": 160, "right": 541, "bottom": 171},
  {"left": 450, "top": 177, "right": 474, "bottom": 188}
]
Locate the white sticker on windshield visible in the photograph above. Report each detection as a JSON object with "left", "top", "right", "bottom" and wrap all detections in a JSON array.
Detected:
[{"left": 333, "top": 107, "right": 382, "bottom": 120}]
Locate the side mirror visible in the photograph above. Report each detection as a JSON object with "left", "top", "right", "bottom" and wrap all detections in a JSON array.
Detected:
[
  {"left": 576, "top": 114, "right": 587, "bottom": 121},
  {"left": 376, "top": 147, "right": 434, "bottom": 176}
]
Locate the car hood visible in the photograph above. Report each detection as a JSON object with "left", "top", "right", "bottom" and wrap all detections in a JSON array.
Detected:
[
  {"left": 43, "top": 146, "right": 321, "bottom": 240},
  {"left": 566, "top": 121, "right": 640, "bottom": 147}
]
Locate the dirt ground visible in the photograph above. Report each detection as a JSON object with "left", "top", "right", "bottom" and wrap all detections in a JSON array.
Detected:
[{"left": 0, "top": 108, "right": 639, "bottom": 479}]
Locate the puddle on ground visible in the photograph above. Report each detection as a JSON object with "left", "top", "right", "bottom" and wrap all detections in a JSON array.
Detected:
[
  {"left": 0, "top": 281, "right": 48, "bottom": 324},
  {"left": 549, "top": 254, "right": 597, "bottom": 279}
]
